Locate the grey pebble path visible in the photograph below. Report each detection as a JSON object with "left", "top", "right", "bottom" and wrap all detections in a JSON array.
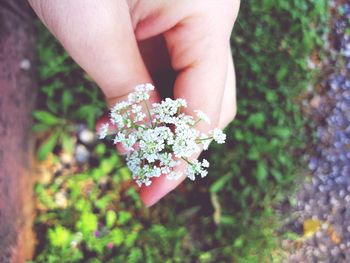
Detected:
[{"left": 287, "top": 1, "right": 350, "bottom": 262}]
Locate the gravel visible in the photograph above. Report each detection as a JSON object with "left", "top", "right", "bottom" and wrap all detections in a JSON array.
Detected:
[{"left": 287, "top": 2, "right": 350, "bottom": 262}]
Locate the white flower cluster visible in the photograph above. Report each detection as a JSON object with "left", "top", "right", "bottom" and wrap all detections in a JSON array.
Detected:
[{"left": 99, "top": 83, "right": 226, "bottom": 187}]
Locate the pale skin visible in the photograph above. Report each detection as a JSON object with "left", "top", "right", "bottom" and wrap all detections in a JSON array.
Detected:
[{"left": 28, "top": 0, "right": 240, "bottom": 206}]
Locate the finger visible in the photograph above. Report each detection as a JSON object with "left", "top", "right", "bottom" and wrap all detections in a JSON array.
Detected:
[
  {"left": 139, "top": 159, "right": 189, "bottom": 207},
  {"left": 163, "top": 8, "right": 234, "bottom": 132},
  {"left": 139, "top": 30, "right": 231, "bottom": 207},
  {"left": 218, "top": 50, "right": 237, "bottom": 128},
  {"left": 28, "top": 0, "right": 155, "bottom": 101},
  {"left": 140, "top": 51, "right": 233, "bottom": 207}
]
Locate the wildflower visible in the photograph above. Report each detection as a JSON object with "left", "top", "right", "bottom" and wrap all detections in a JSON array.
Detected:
[
  {"left": 99, "top": 83, "right": 227, "bottom": 187},
  {"left": 111, "top": 101, "right": 130, "bottom": 112},
  {"left": 202, "top": 159, "right": 210, "bottom": 168},
  {"left": 186, "top": 159, "right": 209, "bottom": 180},
  {"left": 98, "top": 123, "right": 109, "bottom": 139},
  {"left": 212, "top": 128, "right": 226, "bottom": 144},
  {"left": 198, "top": 133, "right": 211, "bottom": 150},
  {"left": 194, "top": 110, "right": 211, "bottom": 124}
]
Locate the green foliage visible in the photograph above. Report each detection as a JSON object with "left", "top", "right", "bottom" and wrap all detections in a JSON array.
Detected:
[
  {"left": 48, "top": 225, "right": 72, "bottom": 248},
  {"left": 32, "top": 0, "right": 328, "bottom": 262},
  {"left": 35, "top": 22, "right": 105, "bottom": 129},
  {"left": 210, "top": 0, "right": 328, "bottom": 208},
  {"left": 33, "top": 151, "right": 191, "bottom": 262}
]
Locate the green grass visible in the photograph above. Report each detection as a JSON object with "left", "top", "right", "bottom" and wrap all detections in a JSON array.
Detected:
[{"left": 31, "top": 0, "right": 329, "bottom": 262}]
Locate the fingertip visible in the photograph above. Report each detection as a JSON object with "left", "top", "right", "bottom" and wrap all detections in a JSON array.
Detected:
[
  {"left": 115, "top": 143, "right": 129, "bottom": 155},
  {"left": 95, "top": 114, "right": 110, "bottom": 132},
  {"left": 139, "top": 174, "right": 186, "bottom": 207},
  {"left": 139, "top": 178, "right": 165, "bottom": 207}
]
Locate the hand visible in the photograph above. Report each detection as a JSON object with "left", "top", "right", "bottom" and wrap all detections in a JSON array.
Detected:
[{"left": 29, "top": 0, "right": 240, "bottom": 206}]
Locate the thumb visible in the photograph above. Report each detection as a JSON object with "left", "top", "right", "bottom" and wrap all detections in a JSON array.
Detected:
[{"left": 29, "top": 0, "right": 157, "bottom": 101}]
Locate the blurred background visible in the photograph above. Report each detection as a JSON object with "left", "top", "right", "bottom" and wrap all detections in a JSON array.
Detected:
[{"left": 20, "top": 0, "right": 343, "bottom": 262}]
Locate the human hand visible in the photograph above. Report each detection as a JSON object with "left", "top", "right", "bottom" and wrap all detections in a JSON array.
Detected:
[{"left": 29, "top": 0, "right": 240, "bottom": 206}]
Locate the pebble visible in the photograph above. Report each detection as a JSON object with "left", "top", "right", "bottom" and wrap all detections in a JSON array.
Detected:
[
  {"left": 20, "top": 58, "right": 31, "bottom": 70},
  {"left": 75, "top": 144, "right": 90, "bottom": 163},
  {"left": 78, "top": 129, "right": 96, "bottom": 145},
  {"left": 287, "top": 2, "right": 350, "bottom": 261}
]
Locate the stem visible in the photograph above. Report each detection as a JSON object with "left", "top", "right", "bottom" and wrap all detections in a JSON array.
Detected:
[
  {"left": 181, "top": 157, "right": 193, "bottom": 165},
  {"left": 177, "top": 106, "right": 182, "bottom": 116},
  {"left": 191, "top": 119, "right": 201, "bottom": 127},
  {"left": 195, "top": 137, "right": 213, "bottom": 142},
  {"left": 143, "top": 100, "right": 154, "bottom": 128}
]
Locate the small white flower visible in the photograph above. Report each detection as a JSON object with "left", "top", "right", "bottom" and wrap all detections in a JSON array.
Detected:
[
  {"left": 199, "top": 133, "right": 211, "bottom": 150},
  {"left": 113, "top": 132, "right": 124, "bottom": 144},
  {"left": 110, "top": 112, "right": 124, "bottom": 128},
  {"left": 185, "top": 159, "right": 210, "bottom": 180},
  {"left": 151, "top": 98, "right": 181, "bottom": 123},
  {"left": 98, "top": 83, "right": 227, "bottom": 187},
  {"left": 194, "top": 110, "right": 211, "bottom": 124},
  {"left": 128, "top": 83, "right": 154, "bottom": 103},
  {"left": 211, "top": 128, "right": 226, "bottom": 144},
  {"left": 176, "top": 98, "right": 187, "bottom": 108},
  {"left": 124, "top": 134, "right": 137, "bottom": 150},
  {"left": 159, "top": 153, "right": 177, "bottom": 167},
  {"left": 202, "top": 159, "right": 210, "bottom": 168},
  {"left": 144, "top": 179, "right": 152, "bottom": 186},
  {"left": 135, "top": 83, "right": 155, "bottom": 92},
  {"left": 130, "top": 104, "right": 146, "bottom": 122},
  {"left": 112, "top": 101, "right": 130, "bottom": 112},
  {"left": 98, "top": 123, "right": 109, "bottom": 139},
  {"left": 131, "top": 104, "right": 142, "bottom": 114},
  {"left": 176, "top": 114, "right": 195, "bottom": 126}
]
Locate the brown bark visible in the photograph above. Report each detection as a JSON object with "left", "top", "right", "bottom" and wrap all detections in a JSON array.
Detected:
[{"left": 0, "top": 1, "right": 37, "bottom": 262}]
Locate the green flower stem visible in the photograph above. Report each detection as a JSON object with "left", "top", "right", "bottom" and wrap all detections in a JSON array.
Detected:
[
  {"left": 191, "top": 119, "right": 201, "bottom": 127},
  {"left": 181, "top": 157, "right": 193, "bottom": 166},
  {"left": 195, "top": 137, "right": 213, "bottom": 142},
  {"left": 143, "top": 100, "right": 154, "bottom": 128}
]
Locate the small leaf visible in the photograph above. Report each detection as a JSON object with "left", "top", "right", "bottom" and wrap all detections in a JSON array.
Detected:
[
  {"left": 95, "top": 195, "right": 113, "bottom": 211},
  {"left": 256, "top": 161, "right": 268, "bottom": 183},
  {"left": 37, "top": 132, "right": 59, "bottom": 160},
  {"left": 48, "top": 225, "right": 71, "bottom": 248},
  {"left": 76, "top": 212, "right": 98, "bottom": 234},
  {"left": 62, "top": 90, "right": 73, "bottom": 114},
  {"left": 118, "top": 211, "right": 132, "bottom": 225},
  {"left": 32, "top": 123, "right": 51, "bottom": 133},
  {"left": 233, "top": 237, "right": 244, "bottom": 248},
  {"left": 61, "top": 133, "right": 74, "bottom": 154},
  {"left": 276, "top": 66, "right": 288, "bottom": 81},
  {"left": 328, "top": 225, "right": 341, "bottom": 245},
  {"left": 303, "top": 219, "right": 321, "bottom": 238},
  {"left": 33, "top": 110, "right": 61, "bottom": 125},
  {"left": 272, "top": 127, "right": 291, "bottom": 139},
  {"left": 110, "top": 229, "right": 124, "bottom": 246},
  {"left": 247, "top": 146, "right": 260, "bottom": 160},
  {"left": 127, "top": 248, "right": 143, "bottom": 263},
  {"left": 106, "top": 210, "right": 117, "bottom": 228},
  {"left": 210, "top": 174, "right": 231, "bottom": 193},
  {"left": 124, "top": 231, "right": 138, "bottom": 247},
  {"left": 247, "top": 113, "right": 266, "bottom": 129}
]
